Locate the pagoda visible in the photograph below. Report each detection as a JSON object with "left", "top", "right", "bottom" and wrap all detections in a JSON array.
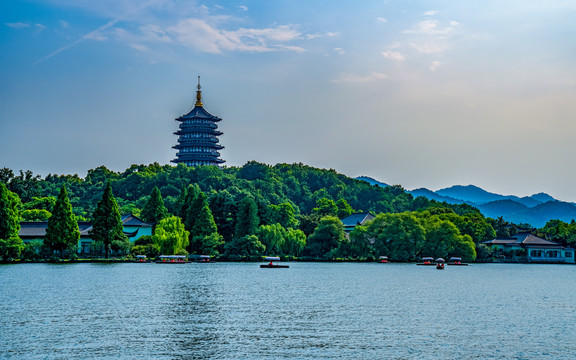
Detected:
[{"left": 172, "top": 77, "right": 225, "bottom": 167}]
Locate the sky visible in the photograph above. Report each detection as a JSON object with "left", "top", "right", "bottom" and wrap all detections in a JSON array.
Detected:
[{"left": 1, "top": 0, "right": 576, "bottom": 201}]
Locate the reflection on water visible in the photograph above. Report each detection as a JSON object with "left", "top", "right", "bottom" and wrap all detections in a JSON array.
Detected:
[{"left": 1, "top": 263, "right": 576, "bottom": 359}]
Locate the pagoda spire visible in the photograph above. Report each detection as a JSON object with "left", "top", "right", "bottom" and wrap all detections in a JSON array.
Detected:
[{"left": 195, "top": 76, "right": 203, "bottom": 107}]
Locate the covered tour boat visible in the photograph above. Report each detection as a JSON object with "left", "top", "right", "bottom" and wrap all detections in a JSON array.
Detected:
[
  {"left": 135, "top": 255, "right": 147, "bottom": 262},
  {"left": 447, "top": 257, "right": 468, "bottom": 266},
  {"left": 378, "top": 256, "right": 388, "bottom": 263},
  {"left": 155, "top": 255, "right": 190, "bottom": 263},
  {"left": 417, "top": 257, "right": 435, "bottom": 265},
  {"left": 260, "top": 256, "right": 289, "bottom": 268},
  {"left": 436, "top": 258, "right": 445, "bottom": 269}
]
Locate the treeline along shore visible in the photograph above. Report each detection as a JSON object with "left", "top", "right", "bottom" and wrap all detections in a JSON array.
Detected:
[{"left": 1, "top": 162, "right": 575, "bottom": 263}]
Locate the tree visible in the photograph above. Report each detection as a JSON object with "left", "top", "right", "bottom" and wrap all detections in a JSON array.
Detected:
[
  {"left": 0, "top": 183, "right": 22, "bottom": 261},
  {"left": 312, "top": 198, "right": 338, "bottom": 217},
  {"left": 224, "top": 235, "right": 265, "bottom": 260},
  {"left": 45, "top": 185, "right": 80, "bottom": 257},
  {"left": 209, "top": 190, "right": 237, "bottom": 242},
  {"left": 350, "top": 213, "right": 426, "bottom": 261},
  {"left": 140, "top": 186, "right": 168, "bottom": 223},
  {"left": 235, "top": 196, "right": 259, "bottom": 238},
  {"left": 258, "top": 224, "right": 285, "bottom": 255},
  {"left": 21, "top": 209, "right": 52, "bottom": 221},
  {"left": 91, "top": 182, "right": 127, "bottom": 258},
  {"left": 152, "top": 216, "right": 189, "bottom": 255},
  {"left": 266, "top": 202, "right": 298, "bottom": 228},
  {"left": 306, "top": 216, "right": 346, "bottom": 258},
  {"left": 283, "top": 227, "right": 306, "bottom": 256},
  {"left": 336, "top": 199, "right": 353, "bottom": 219},
  {"left": 189, "top": 195, "right": 222, "bottom": 256}
]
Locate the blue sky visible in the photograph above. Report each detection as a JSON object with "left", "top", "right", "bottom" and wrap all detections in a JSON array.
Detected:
[{"left": 2, "top": 0, "right": 576, "bottom": 201}]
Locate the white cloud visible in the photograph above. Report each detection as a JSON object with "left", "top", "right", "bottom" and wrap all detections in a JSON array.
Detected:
[
  {"left": 238, "top": 5, "right": 248, "bottom": 12},
  {"left": 423, "top": 10, "right": 439, "bottom": 16},
  {"left": 429, "top": 61, "right": 441, "bottom": 71},
  {"left": 377, "top": 17, "right": 388, "bottom": 23},
  {"left": 381, "top": 50, "right": 405, "bottom": 61},
  {"left": 35, "top": 23, "right": 46, "bottom": 30},
  {"left": 332, "top": 72, "right": 388, "bottom": 83},
  {"left": 334, "top": 47, "right": 345, "bottom": 55},
  {"left": 140, "top": 24, "right": 172, "bottom": 43},
  {"left": 404, "top": 20, "right": 457, "bottom": 36},
  {"left": 6, "top": 22, "right": 30, "bottom": 28},
  {"left": 129, "top": 43, "right": 149, "bottom": 52},
  {"left": 168, "top": 19, "right": 303, "bottom": 53},
  {"left": 59, "top": 20, "right": 70, "bottom": 28},
  {"left": 410, "top": 42, "right": 447, "bottom": 54},
  {"left": 306, "top": 31, "right": 339, "bottom": 40}
]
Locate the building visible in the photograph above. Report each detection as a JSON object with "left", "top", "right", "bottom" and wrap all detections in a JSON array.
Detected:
[
  {"left": 19, "top": 214, "right": 154, "bottom": 256},
  {"left": 483, "top": 232, "right": 575, "bottom": 263},
  {"left": 172, "top": 77, "right": 225, "bottom": 167},
  {"left": 341, "top": 212, "right": 375, "bottom": 233}
]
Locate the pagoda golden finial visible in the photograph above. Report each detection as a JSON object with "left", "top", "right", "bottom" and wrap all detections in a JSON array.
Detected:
[{"left": 195, "top": 76, "right": 203, "bottom": 107}]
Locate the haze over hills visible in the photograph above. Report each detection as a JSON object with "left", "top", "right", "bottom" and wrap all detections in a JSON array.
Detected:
[{"left": 357, "top": 176, "right": 576, "bottom": 228}]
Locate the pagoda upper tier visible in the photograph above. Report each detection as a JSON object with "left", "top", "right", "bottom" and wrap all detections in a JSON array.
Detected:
[{"left": 172, "top": 78, "right": 225, "bottom": 167}]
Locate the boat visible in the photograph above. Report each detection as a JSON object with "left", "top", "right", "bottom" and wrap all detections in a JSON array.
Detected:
[
  {"left": 260, "top": 256, "right": 289, "bottom": 268},
  {"left": 189, "top": 254, "right": 212, "bottom": 263},
  {"left": 135, "top": 255, "right": 147, "bottom": 262},
  {"left": 447, "top": 257, "right": 468, "bottom": 266},
  {"left": 436, "top": 258, "right": 445, "bottom": 270},
  {"left": 196, "top": 255, "right": 211, "bottom": 263},
  {"left": 378, "top": 256, "right": 388, "bottom": 263},
  {"left": 417, "top": 257, "right": 435, "bottom": 265},
  {"left": 155, "top": 255, "right": 191, "bottom": 263}
]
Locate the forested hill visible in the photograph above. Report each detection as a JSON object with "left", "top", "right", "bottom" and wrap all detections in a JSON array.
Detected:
[{"left": 2, "top": 162, "right": 428, "bottom": 222}]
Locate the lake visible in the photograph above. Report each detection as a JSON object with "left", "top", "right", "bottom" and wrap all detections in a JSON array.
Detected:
[{"left": 1, "top": 262, "right": 575, "bottom": 359}]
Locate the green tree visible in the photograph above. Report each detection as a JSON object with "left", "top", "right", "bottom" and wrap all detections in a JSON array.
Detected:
[
  {"left": 21, "top": 209, "right": 52, "bottom": 221},
  {"left": 336, "top": 198, "right": 353, "bottom": 219},
  {"left": 258, "top": 223, "right": 285, "bottom": 255},
  {"left": 312, "top": 198, "right": 338, "bottom": 217},
  {"left": 0, "top": 183, "right": 22, "bottom": 261},
  {"left": 306, "top": 216, "right": 346, "bottom": 258},
  {"left": 45, "top": 185, "right": 80, "bottom": 257},
  {"left": 267, "top": 202, "right": 298, "bottom": 228},
  {"left": 91, "top": 182, "right": 127, "bottom": 258},
  {"left": 223, "top": 234, "right": 265, "bottom": 260},
  {"left": 209, "top": 190, "right": 237, "bottom": 242},
  {"left": 152, "top": 216, "right": 190, "bottom": 255},
  {"left": 350, "top": 213, "right": 426, "bottom": 261},
  {"left": 189, "top": 194, "right": 222, "bottom": 256},
  {"left": 140, "top": 186, "right": 168, "bottom": 223},
  {"left": 23, "top": 196, "right": 56, "bottom": 212},
  {"left": 0, "top": 183, "right": 20, "bottom": 240},
  {"left": 283, "top": 227, "right": 307, "bottom": 256},
  {"left": 235, "top": 196, "right": 259, "bottom": 238}
]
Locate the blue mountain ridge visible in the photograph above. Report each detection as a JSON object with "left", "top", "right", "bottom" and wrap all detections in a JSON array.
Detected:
[{"left": 355, "top": 177, "right": 576, "bottom": 228}]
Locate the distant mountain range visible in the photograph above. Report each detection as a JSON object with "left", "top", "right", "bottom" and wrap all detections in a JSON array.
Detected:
[{"left": 357, "top": 177, "right": 576, "bottom": 228}]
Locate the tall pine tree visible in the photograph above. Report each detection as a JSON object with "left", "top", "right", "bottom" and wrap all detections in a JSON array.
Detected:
[
  {"left": 141, "top": 186, "right": 168, "bottom": 223},
  {"left": 45, "top": 185, "right": 80, "bottom": 257},
  {"left": 91, "top": 182, "right": 127, "bottom": 258},
  {"left": 235, "top": 196, "right": 259, "bottom": 238}
]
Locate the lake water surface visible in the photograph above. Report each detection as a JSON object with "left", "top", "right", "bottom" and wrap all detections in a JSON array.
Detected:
[{"left": 1, "top": 262, "right": 575, "bottom": 359}]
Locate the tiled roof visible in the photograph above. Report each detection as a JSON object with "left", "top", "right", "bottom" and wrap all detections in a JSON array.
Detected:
[
  {"left": 19, "top": 222, "right": 48, "bottom": 238},
  {"left": 341, "top": 213, "right": 375, "bottom": 227},
  {"left": 121, "top": 214, "right": 154, "bottom": 227},
  {"left": 483, "top": 232, "right": 563, "bottom": 247},
  {"left": 178, "top": 106, "right": 222, "bottom": 121}
]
